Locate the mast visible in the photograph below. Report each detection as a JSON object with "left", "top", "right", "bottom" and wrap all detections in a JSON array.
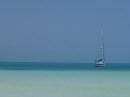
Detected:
[{"left": 100, "top": 28, "right": 104, "bottom": 61}]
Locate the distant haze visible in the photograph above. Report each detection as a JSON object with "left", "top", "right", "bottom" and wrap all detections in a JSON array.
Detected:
[{"left": 0, "top": 0, "right": 130, "bottom": 63}]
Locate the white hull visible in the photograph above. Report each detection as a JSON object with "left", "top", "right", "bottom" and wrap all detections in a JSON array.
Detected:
[{"left": 96, "top": 62, "right": 105, "bottom": 67}]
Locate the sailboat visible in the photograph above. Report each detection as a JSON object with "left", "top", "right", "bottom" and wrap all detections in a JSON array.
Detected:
[{"left": 96, "top": 29, "right": 105, "bottom": 67}]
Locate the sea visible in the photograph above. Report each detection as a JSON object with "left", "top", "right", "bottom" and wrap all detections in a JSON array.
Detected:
[{"left": 0, "top": 62, "right": 130, "bottom": 97}]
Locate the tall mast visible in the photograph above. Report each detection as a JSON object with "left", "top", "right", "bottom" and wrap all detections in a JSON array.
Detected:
[
  {"left": 98, "top": 25, "right": 104, "bottom": 61},
  {"left": 100, "top": 26, "right": 104, "bottom": 61}
]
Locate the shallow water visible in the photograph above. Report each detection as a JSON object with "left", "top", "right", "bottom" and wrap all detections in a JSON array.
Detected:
[{"left": 0, "top": 63, "right": 130, "bottom": 97}]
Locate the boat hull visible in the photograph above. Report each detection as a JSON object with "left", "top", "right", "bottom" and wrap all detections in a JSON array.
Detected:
[{"left": 96, "top": 62, "right": 105, "bottom": 67}]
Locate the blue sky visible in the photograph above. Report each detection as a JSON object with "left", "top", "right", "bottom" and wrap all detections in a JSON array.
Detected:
[{"left": 0, "top": 0, "right": 130, "bottom": 62}]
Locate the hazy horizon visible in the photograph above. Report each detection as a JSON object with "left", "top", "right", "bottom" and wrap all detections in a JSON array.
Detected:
[{"left": 0, "top": 0, "right": 130, "bottom": 63}]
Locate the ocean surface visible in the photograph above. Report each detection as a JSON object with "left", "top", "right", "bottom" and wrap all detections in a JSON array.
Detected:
[{"left": 0, "top": 62, "right": 130, "bottom": 97}]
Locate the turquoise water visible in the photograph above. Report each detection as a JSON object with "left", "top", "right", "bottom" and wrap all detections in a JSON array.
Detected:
[{"left": 0, "top": 63, "right": 130, "bottom": 97}]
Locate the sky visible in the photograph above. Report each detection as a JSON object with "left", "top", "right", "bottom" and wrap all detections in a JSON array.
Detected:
[{"left": 0, "top": 0, "right": 130, "bottom": 63}]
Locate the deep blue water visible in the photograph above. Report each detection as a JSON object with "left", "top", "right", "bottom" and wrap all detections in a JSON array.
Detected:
[{"left": 0, "top": 62, "right": 130, "bottom": 70}]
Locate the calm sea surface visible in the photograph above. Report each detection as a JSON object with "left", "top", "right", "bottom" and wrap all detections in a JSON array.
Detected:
[{"left": 0, "top": 62, "right": 130, "bottom": 97}]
